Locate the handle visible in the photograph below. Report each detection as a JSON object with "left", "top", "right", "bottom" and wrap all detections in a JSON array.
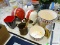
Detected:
[{"left": 50, "top": 23, "right": 55, "bottom": 45}]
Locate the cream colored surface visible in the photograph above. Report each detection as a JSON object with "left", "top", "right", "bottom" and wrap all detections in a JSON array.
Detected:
[
  {"left": 38, "top": 10, "right": 57, "bottom": 20},
  {"left": 29, "top": 25, "right": 45, "bottom": 38},
  {"left": 29, "top": 11, "right": 37, "bottom": 24}
]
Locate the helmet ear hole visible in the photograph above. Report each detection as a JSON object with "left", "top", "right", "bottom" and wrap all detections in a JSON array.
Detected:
[
  {"left": 29, "top": 20, "right": 33, "bottom": 23},
  {"left": 24, "top": 18, "right": 28, "bottom": 22}
]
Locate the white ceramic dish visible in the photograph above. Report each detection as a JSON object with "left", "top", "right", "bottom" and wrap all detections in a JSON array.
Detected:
[{"left": 29, "top": 25, "right": 45, "bottom": 41}]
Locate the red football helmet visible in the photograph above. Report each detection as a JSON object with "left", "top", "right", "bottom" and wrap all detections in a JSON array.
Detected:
[{"left": 11, "top": 8, "right": 25, "bottom": 20}]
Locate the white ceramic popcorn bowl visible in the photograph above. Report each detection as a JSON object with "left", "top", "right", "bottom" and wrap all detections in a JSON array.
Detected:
[
  {"left": 38, "top": 10, "right": 57, "bottom": 24},
  {"left": 29, "top": 25, "right": 45, "bottom": 41}
]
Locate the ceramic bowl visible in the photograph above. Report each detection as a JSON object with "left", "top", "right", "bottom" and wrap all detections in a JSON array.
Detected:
[{"left": 29, "top": 25, "right": 45, "bottom": 41}]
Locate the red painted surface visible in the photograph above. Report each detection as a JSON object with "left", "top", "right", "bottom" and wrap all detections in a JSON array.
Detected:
[
  {"left": 26, "top": 10, "right": 34, "bottom": 19},
  {"left": 11, "top": 8, "right": 25, "bottom": 20},
  {"left": 32, "top": 0, "right": 39, "bottom": 3},
  {"left": 32, "top": 0, "right": 38, "bottom": 1},
  {"left": 4, "top": 16, "right": 15, "bottom": 22}
]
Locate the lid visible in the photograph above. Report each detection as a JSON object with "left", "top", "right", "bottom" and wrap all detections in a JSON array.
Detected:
[{"left": 4, "top": 16, "right": 15, "bottom": 22}]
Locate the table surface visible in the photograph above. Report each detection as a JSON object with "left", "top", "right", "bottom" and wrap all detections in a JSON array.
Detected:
[{"left": 0, "top": 6, "right": 60, "bottom": 45}]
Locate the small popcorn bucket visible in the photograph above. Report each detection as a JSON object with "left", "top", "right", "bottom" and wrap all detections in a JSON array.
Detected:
[
  {"left": 4, "top": 16, "right": 16, "bottom": 29},
  {"left": 18, "top": 19, "right": 28, "bottom": 35}
]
